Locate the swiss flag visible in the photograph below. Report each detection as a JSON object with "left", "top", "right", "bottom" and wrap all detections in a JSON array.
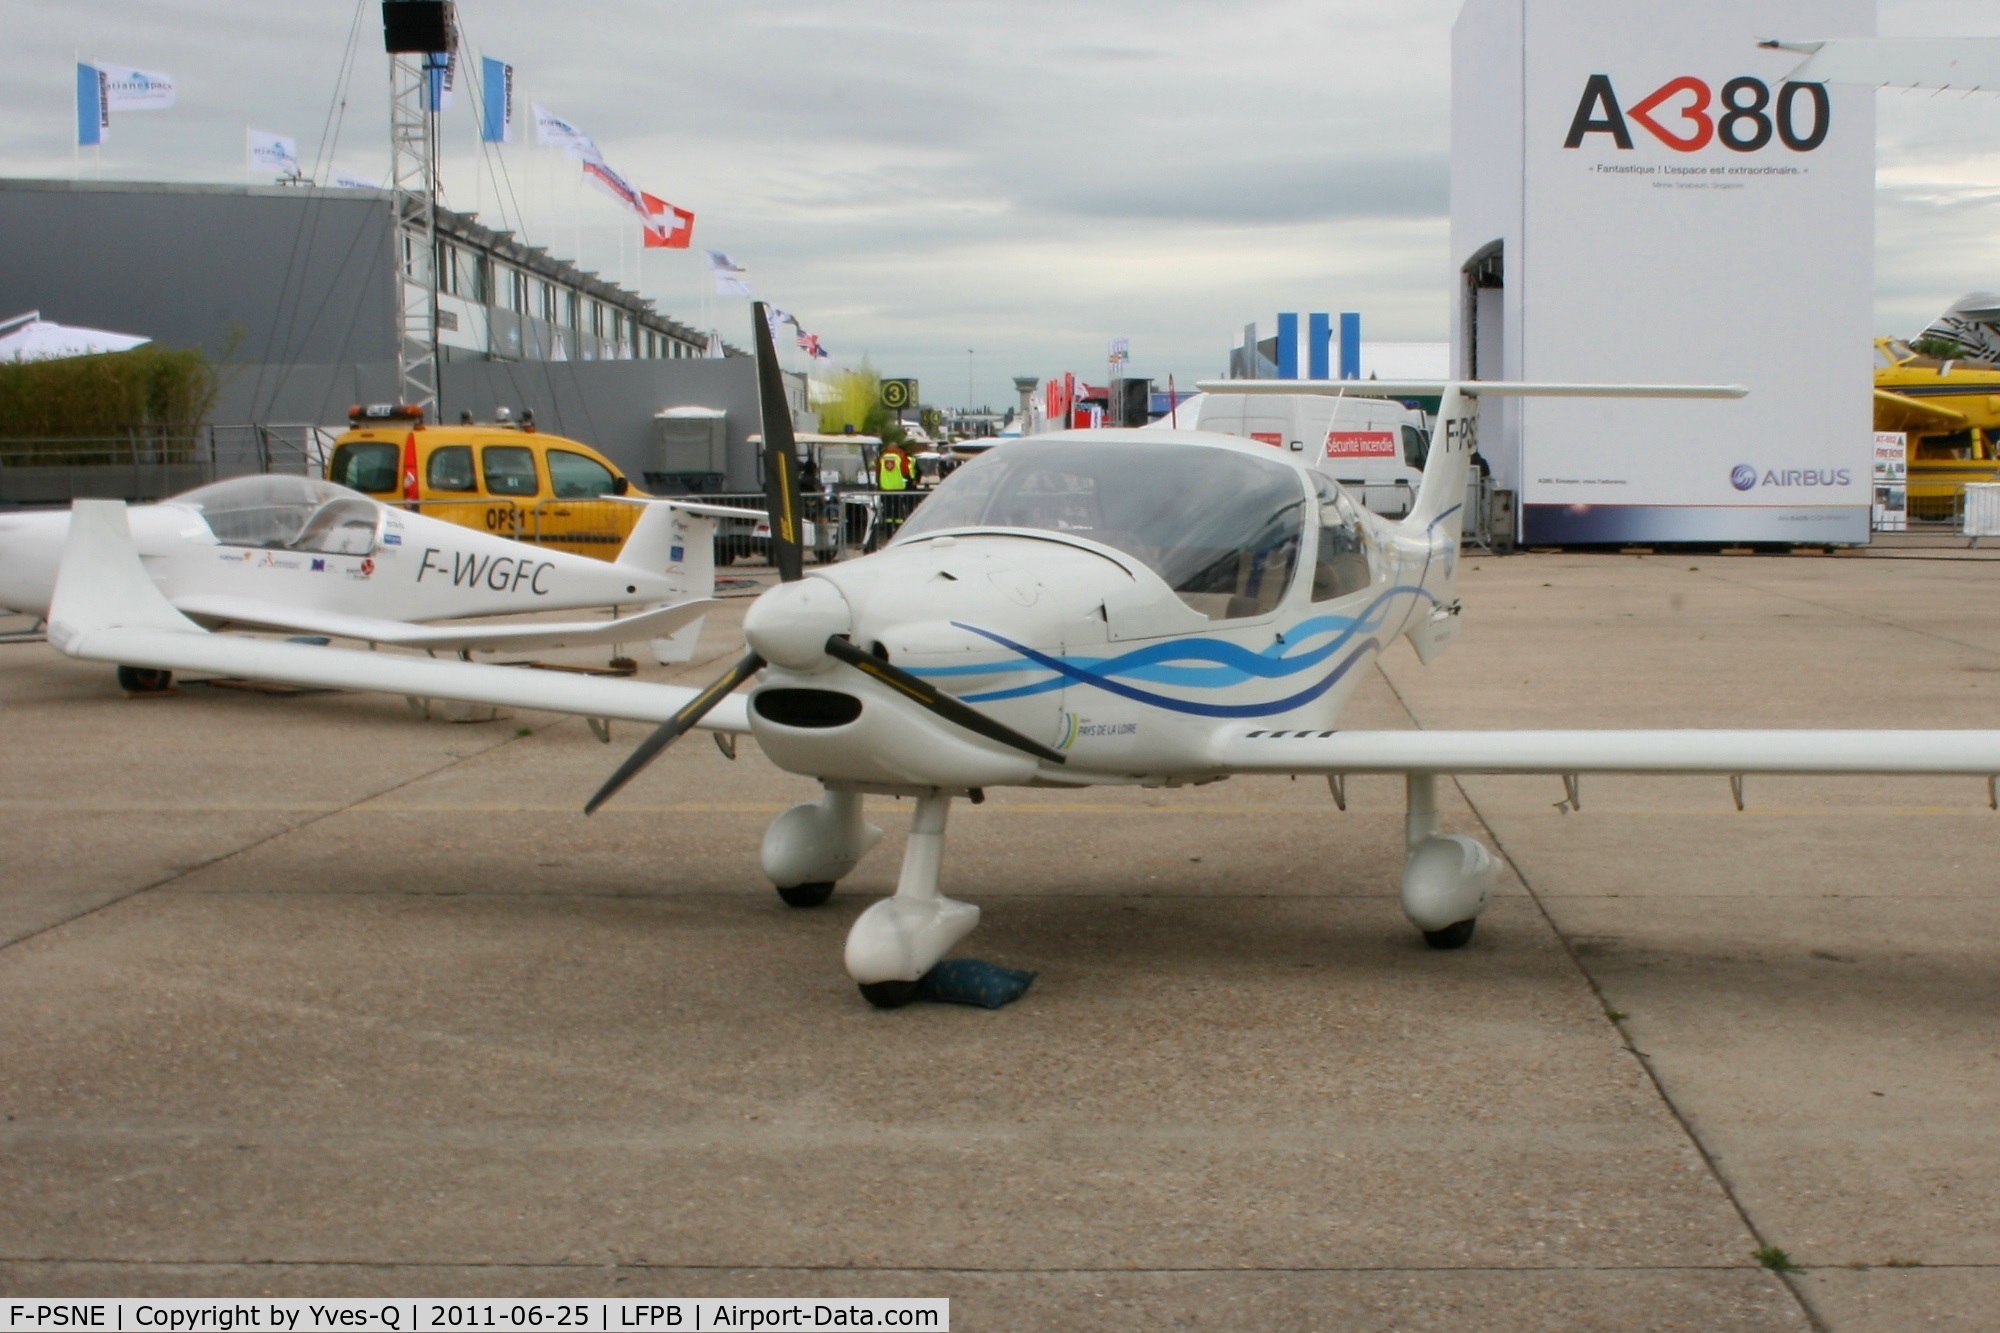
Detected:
[{"left": 641, "top": 192, "right": 695, "bottom": 249}]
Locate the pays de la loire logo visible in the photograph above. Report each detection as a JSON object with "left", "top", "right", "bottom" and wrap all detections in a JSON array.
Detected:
[{"left": 1565, "top": 74, "right": 1830, "bottom": 153}]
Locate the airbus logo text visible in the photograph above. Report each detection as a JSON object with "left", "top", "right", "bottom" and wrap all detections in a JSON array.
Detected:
[
  {"left": 1566, "top": 75, "right": 1830, "bottom": 154},
  {"left": 1732, "top": 466, "right": 1852, "bottom": 492}
]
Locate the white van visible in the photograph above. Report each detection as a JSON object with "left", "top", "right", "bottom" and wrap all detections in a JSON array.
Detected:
[{"left": 1194, "top": 392, "right": 1431, "bottom": 517}]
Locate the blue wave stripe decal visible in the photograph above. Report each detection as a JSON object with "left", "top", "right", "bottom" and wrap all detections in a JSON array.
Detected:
[
  {"left": 955, "top": 623, "right": 1387, "bottom": 718},
  {"left": 909, "top": 584, "right": 1436, "bottom": 704}
]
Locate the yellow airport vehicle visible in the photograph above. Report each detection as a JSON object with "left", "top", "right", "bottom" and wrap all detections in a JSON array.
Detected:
[
  {"left": 326, "top": 406, "right": 644, "bottom": 559},
  {"left": 1873, "top": 339, "right": 2000, "bottom": 521}
]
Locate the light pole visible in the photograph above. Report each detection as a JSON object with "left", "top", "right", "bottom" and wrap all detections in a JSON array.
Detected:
[{"left": 967, "top": 348, "right": 975, "bottom": 411}]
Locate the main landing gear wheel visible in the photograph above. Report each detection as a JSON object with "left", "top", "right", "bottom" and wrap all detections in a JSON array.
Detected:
[
  {"left": 776, "top": 881, "right": 835, "bottom": 908},
  {"left": 117, "top": 666, "right": 173, "bottom": 694},
  {"left": 1423, "top": 919, "right": 1477, "bottom": 950},
  {"left": 858, "top": 979, "right": 922, "bottom": 1010}
]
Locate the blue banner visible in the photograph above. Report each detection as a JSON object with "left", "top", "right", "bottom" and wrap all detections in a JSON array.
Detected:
[
  {"left": 421, "top": 51, "right": 454, "bottom": 113},
  {"left": 76, "top": 63, "right": 106, "bottom": 146},
  {"left": 480, "top": 56, "right": 511, "bottom": 142}
]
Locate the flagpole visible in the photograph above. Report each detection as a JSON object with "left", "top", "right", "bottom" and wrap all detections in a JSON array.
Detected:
[{"left": 72, "top": 50, "right": 80, "bottom": 180}]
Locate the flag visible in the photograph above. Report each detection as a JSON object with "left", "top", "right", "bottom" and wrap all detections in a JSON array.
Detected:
[
  {"left": 95, "top": 62, "right": 175, "bottom": 111},
  {"left": 329, "top": 171, "right": 381, "bottom": 190},
  {"left": 706, "top": 251, "right": 750, "bottom": 296},
  {"left": 581, "top": 157, "right": 645, "bottom": 217},
  {"left": 799, "top": 332, "right": 828, "bottom": 360},
  {"left": 479, "top": 56, "right": 512, "bottom": 142},
  {"left": 640, "top": 191, "right": 693, "bottom": 248},
  {"left": 421, "top": 50, "right": 455, "bottom": 112},
  {"left": 248, "top": 129, "right": 301, "bottom": 179},
  {"left": 76, "top": 64, "right": 108, "bottom": 146},
  {"left": 533, "top": 103, "right": 599, "bottom": 161}
]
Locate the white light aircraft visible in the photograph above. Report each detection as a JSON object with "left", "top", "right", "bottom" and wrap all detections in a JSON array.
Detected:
[
  {"left": 0, "top": 476, "right": 748, "bottom": 690},
  {"left": 43, "top": 304, "right": 2000, "bottom": 1007}
]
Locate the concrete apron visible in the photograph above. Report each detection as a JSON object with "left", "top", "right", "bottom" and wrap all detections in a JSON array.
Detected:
[{"left": 0, "top": 549, "right": 1980, "bottom": 1326}]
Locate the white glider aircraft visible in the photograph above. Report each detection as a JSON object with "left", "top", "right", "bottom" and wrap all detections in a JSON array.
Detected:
[
  {"left": 0, "top": 475, "right": 744, "bottom": 690},
  {"left": 44, "top": 303, "right": 2000, "bottom": 1007}
]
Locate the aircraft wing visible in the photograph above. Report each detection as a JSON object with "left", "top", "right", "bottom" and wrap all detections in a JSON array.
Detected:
[
  {"left": 49, "top": 501, "right": 749, "bottom": 732},
  {"left": 169, "top": 593, "right": 718, "bottom": 654},
  {"left": 1214, "top": 728, "right": 2000, "bottom": 777},
  {"left": 1873, "top": 388, "right": 1967, "bottom": 434}
]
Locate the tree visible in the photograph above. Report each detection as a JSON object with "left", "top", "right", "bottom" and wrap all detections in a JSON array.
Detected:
[{"left": 812, "top": 362, "right": 906, "bottom": 443}]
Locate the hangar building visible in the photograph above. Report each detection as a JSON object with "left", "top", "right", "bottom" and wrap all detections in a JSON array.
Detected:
[{"left": 0, "top": 178, "right": 786, "bottom": 494}]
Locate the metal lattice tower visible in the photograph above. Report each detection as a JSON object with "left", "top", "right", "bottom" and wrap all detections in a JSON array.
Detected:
[{"left": 389, "top": 52, "right": 439, "bottom": 418}]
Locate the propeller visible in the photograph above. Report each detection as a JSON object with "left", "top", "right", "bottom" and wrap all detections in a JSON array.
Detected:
[
  {"left": 584, "top": 649, "right": 765, "bottom": 814},
  {"left": 584, "top": 302, "right": 1061, "bottom": 814},
  {"left": 821, "top": 635, "right": 1067, "bottom": 766},
  {"left": 752, "top": 299, "right": 805, "bottom": 584},
  {"left": 585, "top": 303, "right": 804, "bottom": 812}
]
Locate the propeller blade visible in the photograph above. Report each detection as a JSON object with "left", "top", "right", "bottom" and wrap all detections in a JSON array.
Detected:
[
  {"left": 584, "top": 650, "right": 765, "bottom": 814},
  {"left": 751, "top": 300, "right": 805, "bottom": 583},
  {"left": 822, "top": 635, "right": 1067, "bottom": 766}
]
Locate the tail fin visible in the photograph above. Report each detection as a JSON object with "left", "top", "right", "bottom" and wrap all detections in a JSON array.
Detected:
[
  {"left": 48, "top": 500, "right": 202, "bottom": 654},
  {"left": 617, "top": 501, "right": 717, "bottom": 664},
  {"left": 618, "top": 501, "right": 717, "bottom": 601}
]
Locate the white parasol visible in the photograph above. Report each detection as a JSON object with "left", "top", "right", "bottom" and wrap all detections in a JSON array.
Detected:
[{"left": 0, "top": 311, "right": 151, "bottom": 362}]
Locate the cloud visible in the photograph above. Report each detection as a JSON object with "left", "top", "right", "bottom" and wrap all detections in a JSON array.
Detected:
[
  {"left": 8, "top": 0, "right": 2000, "bottom": 402},
  {"left": 1034, "top": 155, "right": 1449, "bottom": 224}
]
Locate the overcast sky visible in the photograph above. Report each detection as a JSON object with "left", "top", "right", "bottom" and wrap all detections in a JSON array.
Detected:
[{"left": 6, "top": 0, "right": 2000, "bottom": 406}]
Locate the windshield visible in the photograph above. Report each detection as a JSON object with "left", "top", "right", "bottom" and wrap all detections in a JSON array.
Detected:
[
  {"left": 896, "top": 439, "right": 1306, "bottom": 619},
  {"left": 171, "top": 475, "right": 382, "bottom": 555}
]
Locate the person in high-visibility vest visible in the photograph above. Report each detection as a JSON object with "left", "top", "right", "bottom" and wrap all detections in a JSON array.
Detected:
[{"left": 878, "top": 444, "right": 911, "bottom": 492}]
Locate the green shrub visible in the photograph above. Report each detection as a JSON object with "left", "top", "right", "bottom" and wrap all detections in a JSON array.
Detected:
[{"left": 0, "top": 345, "right": 219, "bottom": 450}]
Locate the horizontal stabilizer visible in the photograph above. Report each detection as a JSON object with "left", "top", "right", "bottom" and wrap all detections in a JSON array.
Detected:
[
  {"left": 1194, "top": 380, "right": 1747, "bottom": 400},
  {"left": 1217, "top": 728, "right": 2000, "bottom": 776},
  {"left": 170, "top": 594, "right": 718, "bottom": 654}
]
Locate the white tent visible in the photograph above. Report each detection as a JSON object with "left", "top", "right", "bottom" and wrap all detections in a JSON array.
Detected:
[{"left": 0, "top": 311, "right": 150, "bottom": 362}]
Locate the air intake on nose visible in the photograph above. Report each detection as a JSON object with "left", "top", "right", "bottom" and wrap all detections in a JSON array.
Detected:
[{"left": 754, "top": 688, "right": 864, "bottom": 728}]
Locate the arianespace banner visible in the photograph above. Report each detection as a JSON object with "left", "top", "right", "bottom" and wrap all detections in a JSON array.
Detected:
[{"left": 1510, "top": 0, "right": 1874, "bottom": 543}]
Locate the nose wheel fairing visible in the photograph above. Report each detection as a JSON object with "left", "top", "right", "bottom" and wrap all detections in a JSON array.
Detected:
[{"left": 842, "top": 789, "right": 977, "bottom": 995}]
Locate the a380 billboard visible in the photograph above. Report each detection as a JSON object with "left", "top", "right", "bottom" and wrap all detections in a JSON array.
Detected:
[{"left": 1454, "top": 0, "right": 1875, "bottom": 544}]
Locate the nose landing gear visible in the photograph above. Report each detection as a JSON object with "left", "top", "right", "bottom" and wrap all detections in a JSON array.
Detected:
[{"left": 843, "top": 789, "right": 977, "bottom": 1008}]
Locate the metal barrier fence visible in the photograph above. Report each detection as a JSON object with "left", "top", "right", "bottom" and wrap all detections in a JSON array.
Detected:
[{"left": 0, "top": 424, "right": 334, "bottom": 505}]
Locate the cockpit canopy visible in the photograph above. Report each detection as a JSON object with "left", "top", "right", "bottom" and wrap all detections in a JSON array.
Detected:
[
  {"left": 170, "top": 475, "right": 382, "bottom": 555},
  {"left": 895, "top": 439, "right": 1307, "bottom": 620}
]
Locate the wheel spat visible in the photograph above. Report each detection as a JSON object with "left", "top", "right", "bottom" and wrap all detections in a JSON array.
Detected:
[
  {"left": 822, "top": 635, "right": 1066, "bottom": 766},
  {"left": 584, "top": 649, "right": 765, "bottom": 814}
]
